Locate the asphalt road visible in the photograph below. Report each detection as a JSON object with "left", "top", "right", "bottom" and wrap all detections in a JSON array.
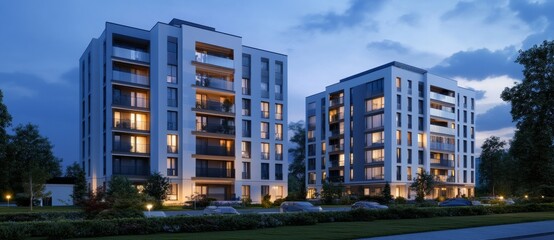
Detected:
[{"left": 163, "top": 206, "right": 351, "bottom": 217}]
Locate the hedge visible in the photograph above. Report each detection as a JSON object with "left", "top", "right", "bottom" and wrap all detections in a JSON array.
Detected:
[
  {"left": 0, "top": 212, "right": 84, "bottom": 222},
  {"left": 1, "top": 203, "right": 553, "bottom": 240}
]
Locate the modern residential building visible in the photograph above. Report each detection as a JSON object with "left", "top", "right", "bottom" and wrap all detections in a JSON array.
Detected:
[
  {"left": 305, "top": 62, "right": 475, "bottom": 199},
  {"left": 79, "top": 19, "right": 288, "bottom": 204}
]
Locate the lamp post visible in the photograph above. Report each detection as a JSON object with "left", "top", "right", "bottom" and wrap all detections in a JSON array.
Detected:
[
  {"left": 6, "top": 195, "right": 11, "bottom": 207},
  {"left": 146, "top": 203, "right": 153, "bottom": 217}
]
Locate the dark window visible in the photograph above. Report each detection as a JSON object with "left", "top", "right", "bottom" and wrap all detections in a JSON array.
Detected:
[
  {"left": 275, "top": 164, "right": 283, "bottom": 180},
  {"left": 261, "top": 163, "right": 269, "bottom": 180},
  {"left": 167, "top": 88, "right": 177, "bottom": 107},
  {"left": 167, "top": 111, "right": 177, "bottom": 130}
]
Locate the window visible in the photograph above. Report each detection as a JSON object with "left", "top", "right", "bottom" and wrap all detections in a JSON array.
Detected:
[
  {"left": 396, "top": 77, "right": 401, "bottom": 91},
  {"left": 418, "top": 150, "right": 424, "bottom": 164},
  {"left": 407, "top": 132, "right": 412, "bottom": 146},
  {"left": 408, "top": 114, "right": 412, "bottom": 129},
  {"left": 365, "top": 131, "right": 384, "bottom": 146},
  {"left": 242, "top": 99, "right": 250, "bottom": 116},
  {"left": 167, "top": 65, "right": 177, "bottom": 83},
  {"left": 275, "top": 164, "right": 283, "bottom": 180},
  {"left": 366, "top": 149, "right": 384, "bottom": 163},
  {"left": 407, "top": 149, "right": 412, "bottom": 164},
  {"left": 407, "top": 166, "right": 412, "bottom": 181},
  {"left": 463, "top": 125, "right": 467, "bottom": 138},
  {"left": 396, "top": 130, "right": 401, "bottom": 145},
  {"left": 167, "top": 134, "right": 178, "bottom": 153},
  {"left": 408, "top": 80, "right": 412, "bottom": 94},
  {"left": 471, "top": 98, "right": 475, "bottom": 110},
  {"left": 396, "top": 113, "right": 401, "bottom": 127},
  {"left": 241, "top": 141, "right": 251, "bottom": 158},
  {"left": 261, "top": 185, "right": 269, "bottom": 197},
  {"left": 261, "top": 122, "right": 269, "bottom": 139},
  {"left": 464, "top": 110, "right": 467, "bottom": 123},
  {"left": 242, "top": 120, "right": 251, "bottom": 137},
  {"left": 397, "top": 95, "right": 401, "bottom": 110},
  {"left": 167, "top": 111, "right": 177, "bottom": 130},
  {"left": 261, "top": 102, "right": 269, "bottom": 118},
  {"left": 365, "top": 166, "right": 384, "bottom": 180},
  {"left": 471, "top": 127, "right": 474, "bottom": 138},
  {"left": 167, "top": 157, "right": 178, "bottom": 176},
  {"left": 463, "top": 155, "right": 467, "bottom": 168},
  {"left": 408, "top": 97, "right": 412, "bottom": 112},
  {"left": 396, "top": 166, "right": 402, "bottom": 181},
  {"left": 167, "top": 88, "right": 177, "bottom": 107},
  {"left": 365, "top": 96, "right": 384, "bottom": 112},
  {"left": 471, "top": 112, "right": 474, "bottom": 124},
  {"left": 308, "top": 172, "right": 316, "bottom": 184},
  {"left": 261, "top": 82, "right": 269, "bottom": 98},
  {"left": 275, "top": 144, "right": 283, "bottom": 160},
  {"left": 308, "top": 158, "right": 316, "bottom": 170},
  {"left": 242, "top": 162, "right": 251, "bottom": 179},
  {"left": 418, "top": 117, "right": 424, "bottom": 131},
  {"left": 463, "top": 170, "right": 467, "bottom": 183},
  {"left": 366, "top": 113, "right": 384, "bottom": 129},
  {"left": 418, "top": 82, "right": 424, "bottom": 97},
  {"left": 167, "top": 183, "right": 178, "bottom": 201},
  {"left": 261, "top": 163, "right": 269, "bottom": 180},
  {"left": 261, "top": 143, "right": 270, "bottom": 160},
  {"left": 275, "top": 84, "right": 283, "bottom": 100},
  {"left": 242, "top": 78, "right": 250, "bottom": 95},
  {"left": 241, "top": 185, "right": 251, "bottom": 199},
  {"left": 275, "top": 124, "right": 283, "bottom": 140},
  {"left": 418, "top": 100, "right": 424, "bottom": 114},
  {"left": 275, "top": 104, "right": 283, "bottom": 120},
  {"left": 471, "top": 156, "right": 475, "bottom": 168},
  {"left": 396, "top": 148, "right": 401, "bottom": 163}
]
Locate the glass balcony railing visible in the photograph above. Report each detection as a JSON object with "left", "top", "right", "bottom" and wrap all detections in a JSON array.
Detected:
[
  {"left": 195, "top": 52, "right": 234, "bottom": 69},
  {"left": 195, "top": 123, "right": 235, "bottom": 135},
  {"left": 113, "top": 119, "right": 149, "bottom": 131},
  {"left": 242, "top": 171, "right": 251, "bottom": 179},
  {"left": 329, "top": 97, "right": 344, "bottom": 107},
  {"left": 430, "top": 142, "right": 455, "bottom": 152},
  {"left": 112, "top": 95, "right": 149, "bottom": 109},
  {"left": 242, "top": 151, "right": 251, "bottom": 159},
  {"left": 113, "top": 142, "right": 150, "bottom": 154},
  {"left": 430, "top": 158, "right": 455, "bottom": 167},
  {"left": 275, "top": 113, "right": 283, "bottom": 120},
  {"left": 430, "top": 108, "right": 456, "bottom": 119},
  {"left": 167, "top": 146, "right": 178, "bottom": 154},
  {"left": 196, "top": 167, "right": 235, "bottom": 178},
  {"left": 366, "top": 157, "right": 384, "bottom": 164},
  {"left": 434, "top": 175, "right": 456, "bottom": 183},
  {"left": 113, "top": 70, "right": 149, "bottom": 86},
  {"left": 328, "top": 176, "right": 344, "bottom": 183},
  {"left": 113, "top": 46, "right": 149, "bottom": 63},
  {"left": 329, "top": 144, "right": 344, "bottom": 152},
  {"left": 430, "top": 92, "right": 455, "bottom": 104},
  {"left": 275, "top": 133, "right": 283, "bottom": 141},
  {"left": 195, "top": 75, "right": 234, "bottom": 91},
  {"left": 430, "top": 125, "right": 456, "bottom": 135},
  {"left": 366, "top": 175, "right": 385, "bottom": 180},
  {"left": 196, "top": 145, "right": 234, "bottom": 156},
  {"left": 195, "top": 100, "right": 235, "bottom": 114},
  {"left": 261, "top": 152, "right": 270, "bottom": 160},
  {"left": 275, "top": 153, "right": 283, "bottom": 160}
]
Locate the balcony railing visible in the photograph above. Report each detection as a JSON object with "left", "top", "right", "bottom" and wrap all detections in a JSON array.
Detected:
[
  {"left": 329, "top": 113, "right": 344, "bottom": 122},
  {"left": 434, "top": 175, "right": 456, "bottom": 183},
  {"left": 196, "top": 145, "right": 234, "bottom": 156},
  {"left": 113, "top": 142, "right": 150, "bottom": 154},
  {"left": 196, "top": 123, "right": 235, "bottom": 135},
  {"left": 275, "top": 133, "right": 283, "bottom": 141},
  {"left": 430, "top": 108, "right": 456, "bottom": 120},
  {"left": 261, "top": 131, "right": 269, "bottom": 139},
  {"left": 366, "top": 157, "right": 384, "bottom": 164},
  {"left": 113, "top": 70, "right": 149, "bottom": 86},
  {"left": 196, "top": 167, "right": 235, "bottom": 178},
  {"left": 328, "top": 176, "right": 344, "bottom": 183},
  {"left": 430, "top": 142, "right": 455, "bottom": 152},
  {"left": 113, "top": 94, "right": 149, "bottom": 109},
  {"left": 366, "top": 175, "right": 385, "bottom": 180},
  {"left": 167, "top": 169, "right": 177, "bottom": 176},
  {"left": 275, "top": 153, "right": 283, "bottom": 160},
  {"left": 430, "top": 125, "right": 456, "bottom": 135},
  {"left": 113, "top": 46, "right": 149, "bottom": 63},
  {"left": 195, "top": 75, "right": 234, "bottom": 91},
  {"left": 113, "top": 119, "right": 149, "bottom": 131},
  {"left": 430, "top": 92, "right": 455, "bottom": 104},
  {"left": 430, "top": 158, "right": 455, "bottom": 167},
  {"left": 330, "top": 128, "right": 343, "bottom": 136},
  {"left": 195, "top": 100, "right": 235, "bottom": 114},
  {"left": 195, "top": 52, "right": 234, "bottom": 69},
  {"left": 242, "top": 172, "right": 251, "bottom": 179},
  {"left": 167, "top": 145, "right": 178, "bottom": 154},
  {"left": 329, "top": 97, "right": 344, "bottom": 107},
  {"left": 114, "top": 166, "right": 149, "bottom": 176},
  {"left": 261, "top": 111, "right": 269, "bottom": 119},
  {"left": 275, "top": 173, "right": 283, "bottom": 180},
  {"left": 261, "top": 152, "right": 270, "bottom": 160},
  {"left": 329, "top": 144, "right": 344, "bottom": 152},
  {"left": 275, "top": 113, "right": 283, "bottom": 120},
  {"left": 242, "top": 87, "right": 250, "bottom": 95}
]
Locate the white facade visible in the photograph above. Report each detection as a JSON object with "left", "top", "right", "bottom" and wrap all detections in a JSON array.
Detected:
[
  {"left": 306, "top": 62, "right": 475, "bottom": 199},
  {"left": 80, "top": 19, "right": 288, "bottom": 204},
  {"left": 44, "top": 184, "right": 74, "bottom": 206}
]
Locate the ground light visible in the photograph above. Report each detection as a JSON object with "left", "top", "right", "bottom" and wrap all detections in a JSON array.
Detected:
[
  {"left": 499, "top": 196, "right": 504, "bottom": 200},
  {"left": 5, "top": 195, "right": 11, "bottom": 207},
  {"left": 525, "top": 195, "right": 528, "bottom": 199}
]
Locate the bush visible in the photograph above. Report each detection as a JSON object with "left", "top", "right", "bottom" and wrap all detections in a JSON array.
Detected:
[
  {"left": 358, "top": 195, "right": 387, "bottom": 204},
  {"left": 273, "top": 198, "right": 285, "bottom": 207},
  {"left": 0, "top": 212, "right": 85, "bottom": 222},
  {"left": 0, "top": 224, "right": 30, "bottom": 240},
  {"left": 95, "top": 209, "right": 144, "bottom": 220},
  {"left": 261, "top": 195, "right": 272, "bottom": 208},
  {"left": 395, "top": 197, "right": 407, "bottom": 204}
]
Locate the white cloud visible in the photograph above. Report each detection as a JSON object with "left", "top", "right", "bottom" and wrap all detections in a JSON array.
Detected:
[
  {"left": 454, "top": 75, "right": 518, "bottom": 114},
  {"left": 475, "top": 126, "right": 515, "bottom": 155}
]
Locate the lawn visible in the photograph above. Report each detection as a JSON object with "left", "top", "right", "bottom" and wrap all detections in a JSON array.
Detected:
[
  {"left": 0, "top": 206, "right": 81, "bottom": 214},
  {"left": 74, "top": 211, "right": 554, "bottom": 240}
]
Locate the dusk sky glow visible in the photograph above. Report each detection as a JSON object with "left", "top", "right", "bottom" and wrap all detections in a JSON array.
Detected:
[{"left": 1, "top": 0, "right": 553, "bottom": 168}]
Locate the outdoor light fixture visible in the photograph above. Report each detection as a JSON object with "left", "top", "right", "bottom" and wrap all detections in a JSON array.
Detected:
[
  {"left": 5, "top": 195, "right": 11, "bottom": 207},
  {"left": 524, "top": 195, "right": 528, "bottom": 199},
  {"left": 499, "top": 196, "right": 504, "bottom": 200},
  {"left": 542, "top": 196, "right": 545, "bottom": 199},
  {"left": 146, "top": 203, "right": 153, "bottom": 212}
]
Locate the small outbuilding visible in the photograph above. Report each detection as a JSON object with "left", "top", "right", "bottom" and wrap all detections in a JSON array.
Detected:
[{"left": 43, "top": 177, "right": 75, "bottom": 206}]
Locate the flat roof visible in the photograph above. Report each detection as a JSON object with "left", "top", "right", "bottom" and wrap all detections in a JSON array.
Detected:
[{"left": 339, "top": 61, "right": 427, "bottom": 82}]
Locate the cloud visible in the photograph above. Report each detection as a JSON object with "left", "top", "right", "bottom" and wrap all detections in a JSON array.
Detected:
[
  {"left": 508, "top": 0, "right": 554, "bottom": 48},
  {"left": 455, "top": 75, "right": 518, "bottom": 115},
  {"left": 441, "top": 1, "right": 476, "bottom": 21},
  {"left": 475, "top": 126, "right": 515, "bottom": 155},
  {"left": 431, "top": 47, "right": 523, "bottom": 80},
  {"left": 398, "top": 13, "right": 420, "bottom": 27},
  {"left": 475, "top": 104, "right": 514, "bottom": 131},
  {"left": 299, "top": 0, "right": 385, "bottom": 32},
  {"left": 366, "top": 40, "right": 410, "bottom": 54}
]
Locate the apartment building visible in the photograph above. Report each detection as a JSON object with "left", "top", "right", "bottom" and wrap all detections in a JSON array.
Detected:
[
  {"left": 305, "top": 62, "right": 475, "bottom": 199},
  {"left": 80, "top": 19, "right": 287, "bottom": 204}
]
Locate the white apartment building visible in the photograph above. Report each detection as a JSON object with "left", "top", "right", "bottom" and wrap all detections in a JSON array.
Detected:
[
  {"left": 306, "top": 62, "right": 475, "bottom": 199},
  {"left": 80, "top": 19, "right": 288, "bottom": 204}
]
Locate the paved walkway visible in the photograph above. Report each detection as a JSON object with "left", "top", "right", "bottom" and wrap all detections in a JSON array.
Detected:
[{"left": 362, "top": 220, "right": 554, "bottom": 240}]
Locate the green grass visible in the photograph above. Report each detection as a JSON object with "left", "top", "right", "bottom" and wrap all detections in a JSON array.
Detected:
[
  {"left": 0, "top": 206, "right": 81, "bottom": 214},
  {"left": 74, "top": 211, "right": 554, "bottom": 240}
]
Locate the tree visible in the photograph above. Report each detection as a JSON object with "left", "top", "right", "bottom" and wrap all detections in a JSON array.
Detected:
[
  {"left": 7, "top": 124, "right": 61, "bottom": 210},
  {"left": 144, "top": 172, "right": 170, "bottom": 208},
  {"left": 106, "top": 176, "right": 142, "bottom": 210},
  {"left": 0, "top": 89, "right": 12, "bottom": 198},
  {"left": 320, "top": 180, "right": 344, "bottom": 204},
  {"left": 288, "top": 121, "right": 306, "bottom": 199},
  {"left": 382, "top": 182, "right": 392, "bottom": 203},
  {"left": 478, "top": 136, "right": 507, "bottom": 196},
  {"left": 501, "top": 40, "right": 554, "bottom": 192},
  {"left": 410, "top": 171, "right": 436, "bottom": 202},
  {"left": 66, "top": 162, "right": 87, "bottom": 206}
]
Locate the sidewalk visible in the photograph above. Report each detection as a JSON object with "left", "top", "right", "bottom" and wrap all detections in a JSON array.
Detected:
[{"left": 362, "top": 220, "right": 554, "bottom": 240}]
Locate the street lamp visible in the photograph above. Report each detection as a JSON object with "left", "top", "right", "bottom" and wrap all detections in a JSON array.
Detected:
[
  {"left": 5, "top": 195, "right": 11, "bottom": 207},
  {"left": 146, "top": 203, "right": 153, "bottom": 216}
]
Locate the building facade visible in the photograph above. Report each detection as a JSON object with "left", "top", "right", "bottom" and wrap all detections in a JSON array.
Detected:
[
  {"left": 80, "top": 19, "right": 288, "bottom": 204},
  {"left": 305, "top": 62, "right": 475, "bottom": 199}
]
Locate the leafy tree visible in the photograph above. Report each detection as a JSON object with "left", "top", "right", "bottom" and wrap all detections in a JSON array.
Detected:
[
  {"left": 288, "top": 121, "right": 306, "bottom": 199},
  {"left": 410, "top": 171, "right": 436, "bottom": 203},
  {"left": 106, "top": 176, "right": 142, "bottom": 210},
  {"left": 7, "top": 124, "right": 61, "bottom": 210},
  {"left": 382, "top": 182, "right": 392, "bottom": 204},
  {"left": 144, "top": 172, "right": 170, "bottom": 208},
  {"left": 66, "top": 162, "right": 87, "bottom": 206},
  {"left": 320, "top": 180, "right": 344, "bottom": 204},
  {"left": 0, "top": 89, "right": 12, "bottom": 198},
  {"left": 478, "top": 136, "right": 507, "bottom": 196},
  {"left": 501, "top": 40, "right": 554, "bottom": 192}
]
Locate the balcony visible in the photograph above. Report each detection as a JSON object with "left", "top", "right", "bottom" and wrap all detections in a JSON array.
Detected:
[
  {"left": 430, "top": 158, "right": 455, "bottom": 167},
  {"left": 366, "top": 175, "right": 385, "bottom": 180},
  {"left": 276, "top": 153, "right": 283, "bottom": 160},
  {"left": 430, "top": 92, "right": 455, "bottom": 104},
  {"left": 328, "top": 176, "right": 344, "bottom": 183},
  {"left": 113, "top": 46, "right": 149, "bottom": 63},
  {"left": 434, "top": 175, "right": 456, "bottom": 183},
  {"left": 366, "top": 157, "right": 384, "bottom": 164},
  {"left": 329, "top": 113, "right": 344, "bottom": 122},
  {"left": 275, "top": 133, "right": 283, "bottom": 141},
  {"left": 329, "top": 144, "right": 344, "bottom": 152},
  {"left": 430, "top": 142, "right": 455, "bottom": 152},
  {"left": 195, "top": 100, "right": 235, "bottom": 114},
  {"left": 112, "top": 94, "right": 149, "bottom": 109},
  {"left": 113, "top": 119, "right": 149, "bottom": 131},
  {"left": 330, "top": 128, "right": 343, "bottom": 136},
  {"left": 167, "top": 169, "right": 178, "bottom": 176},
  {"left": 329, "top": 97, "right": 344, "bottom": 108},
  {"left": 113, "top": 142, "right": 150, "bottom": 154},
  {"left": 195, "top": 123, "right": 235, "bottom": 136},
  {"left": 195, "top": 52, "right": 234, "bottom": 69},
  {"left": 196, "top": 167, "right": 235, "bottom": 178},
  {"left": 241, "top": 151, "right": 250, "bottom": 159},
  {"left": 195, "top": 75, "right": 234, "bottom": 92},
  {"left": 261, "top": 152, "right": 270, "bottom": 160},
  {"left": 430, "top": 108, "right": 456, "bottom": 120},
  {"left": 113, "top": 70, "right": 149, "bottom": 86},
  {"left": 167, "top": 146, "right": 178, "bottom": 154},
  {"left": 430, "top": 125, "right": 456, "bottom": 135},
  {"left": 196, "top": 145, "right": 234, "bottom": 157}
]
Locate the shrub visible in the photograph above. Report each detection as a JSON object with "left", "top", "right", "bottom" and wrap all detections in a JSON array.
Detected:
[
  {"left": 0, "top": 212, "right": 84, "bottom": 222},
  {"left": 395, "top": 197, "right": 407, "bottom": 204},
  {"left": 261, "top": 195, "right": 272, "bottom": 208},
  {"left": 359, "top": 195, "right": 387, "bottom": 204},
  {"left": 0, "top": 224, "right": 30, "bottom": 240},
  {"left": 273, "top": 198, "right": 285, "bottom": 207},
  {"left": 95, "top": 209, "right": 144, "bottom": 220}
]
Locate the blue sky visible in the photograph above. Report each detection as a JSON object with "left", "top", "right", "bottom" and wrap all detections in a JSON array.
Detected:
[{"left": 1, "top": 0, "right": 553, "bottom": 169}]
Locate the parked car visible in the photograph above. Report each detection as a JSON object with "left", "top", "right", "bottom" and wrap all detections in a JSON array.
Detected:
[
  {"left": 351, "top": 201, "right": 389, "bottom": 210},
  {"left": 438, "top": 198, "right": 472, "bottom": 207},
  {"left": 203, "top": 206, "right": 240, "bottom": 215},
  {"left": 279, "top": 201, "right": 323, "bottom": 213}
]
